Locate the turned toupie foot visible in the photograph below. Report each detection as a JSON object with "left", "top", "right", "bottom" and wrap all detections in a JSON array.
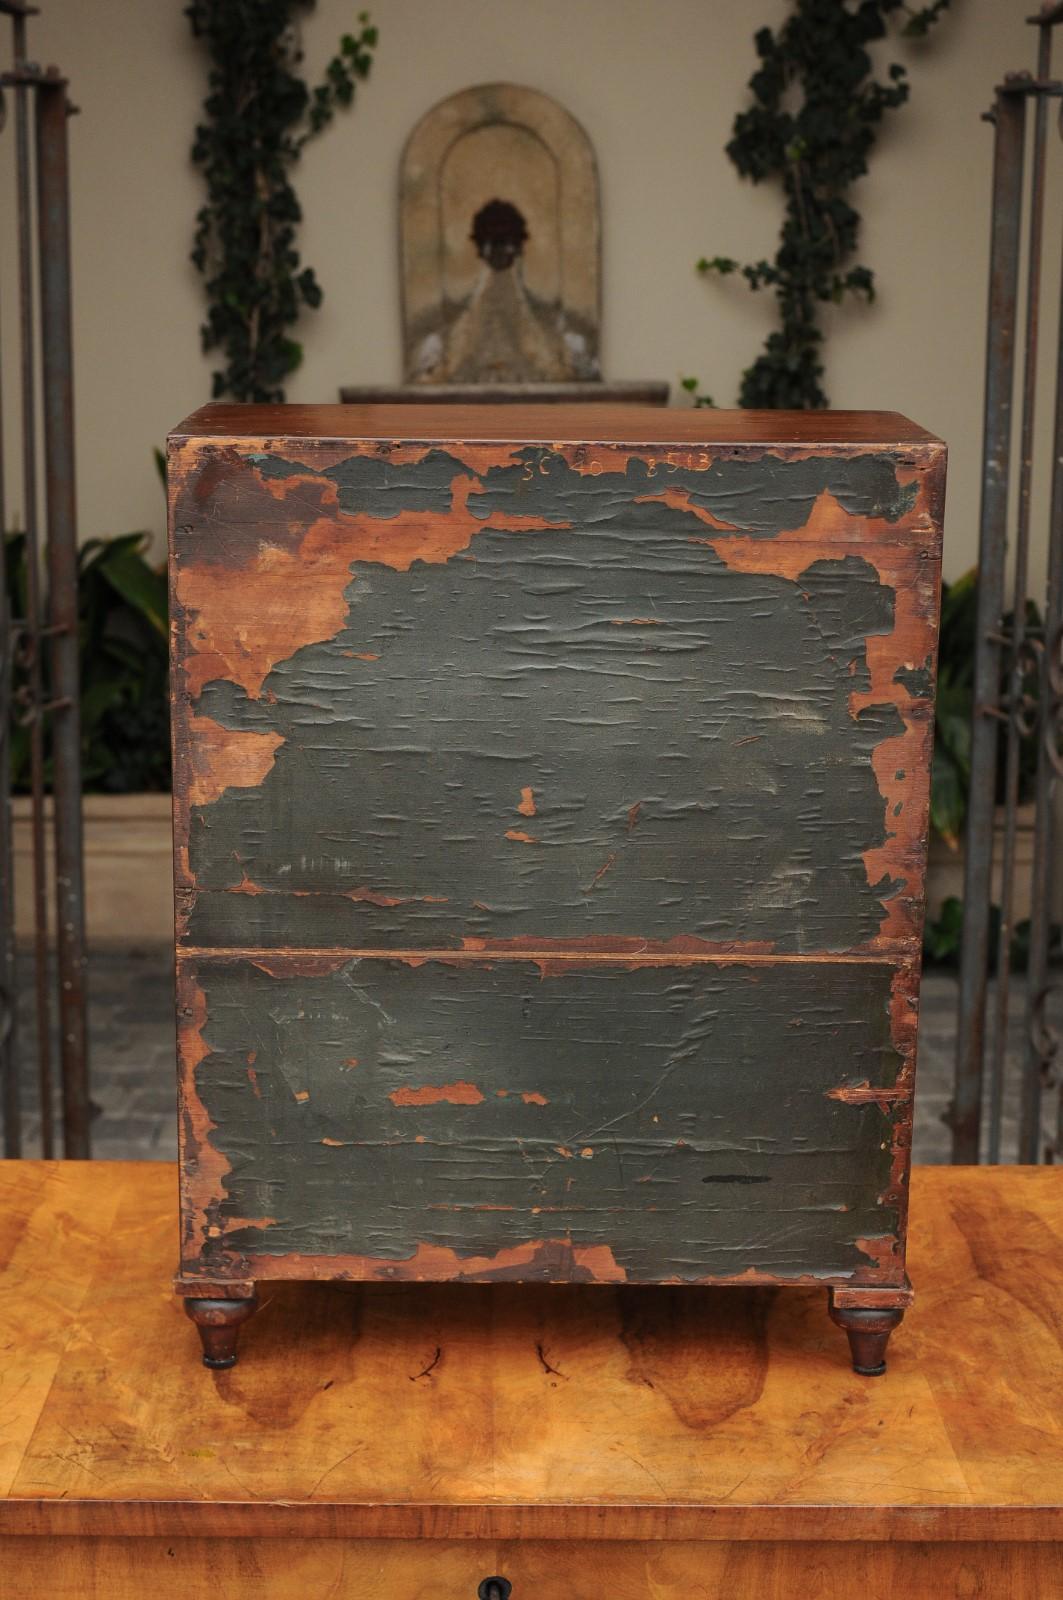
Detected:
[
  {"left": 828, "top": 1295, "right": 905, "bottom": 1376},
  {"left": 184, "top": 1295, "right": 258, "bottom": 1368}
]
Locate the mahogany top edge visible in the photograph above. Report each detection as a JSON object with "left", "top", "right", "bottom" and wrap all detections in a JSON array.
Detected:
[
  {"left": 169, "top": 402, "right": 944, "bottom": 450},
  {"left": 2, "top": 1498, "right": 1061, "bottom": 1542}
]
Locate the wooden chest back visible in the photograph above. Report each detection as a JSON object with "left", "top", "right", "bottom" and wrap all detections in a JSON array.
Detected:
[{"left": 168, "top": 404, "right": 945, "bottom": 1295}]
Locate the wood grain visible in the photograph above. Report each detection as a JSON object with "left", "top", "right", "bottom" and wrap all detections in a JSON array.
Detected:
[
  {"left": 2, "top": 1537, "right": 1059, "bottom": 1600},
  {"left": 0, "top": 1162, "right": 126, "bottom": 1497},
  {"left": 1, "top": 1162, "right": 1061, "bottom": 1541},
  {"left": 171, "top": 401, "right": 943, "bottom": 446}
]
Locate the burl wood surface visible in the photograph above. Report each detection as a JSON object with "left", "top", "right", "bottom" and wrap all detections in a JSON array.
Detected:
[
  {"left": 0, "top": 1163, "right": 1060, "bottom": 1597},
  {"left": 168, "top": 406, "right": 944, "bottom": 1292}
]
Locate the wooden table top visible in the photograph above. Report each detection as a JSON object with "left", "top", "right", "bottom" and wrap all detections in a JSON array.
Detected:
[
  {"left": 171, "top": 400, "right": 943, "bottom": 447},
  {"left": 0, "top": 1161, "right": 1060, "bottom": 1543}
]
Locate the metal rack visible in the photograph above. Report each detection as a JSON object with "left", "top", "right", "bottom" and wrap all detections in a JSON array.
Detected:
[
  {"left": 953, "top": 2, "right": 1063, "bottom": 1163},
  {"left": 0, "top": 0, "right": 89, "bottom": 1158}
]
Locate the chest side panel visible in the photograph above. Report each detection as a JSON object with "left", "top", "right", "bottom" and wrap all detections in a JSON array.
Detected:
[
  {"left": 177, "top": 954, "right": 913, "bottom": 1286},
  {"left": 169, "top": 438, "right": 943, "bottom": 958}
]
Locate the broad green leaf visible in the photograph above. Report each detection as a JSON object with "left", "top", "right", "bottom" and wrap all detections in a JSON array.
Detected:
[
  {"left": 930, "top": 743, "right": 964, "bottom": 848},
  {"left": 98, "top": 544, "right": 168, "bottom": 638}
]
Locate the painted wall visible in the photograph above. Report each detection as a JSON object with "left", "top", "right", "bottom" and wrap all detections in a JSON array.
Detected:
[{"left": 1, "top": 0, "right": 1059, "bottom": 581}]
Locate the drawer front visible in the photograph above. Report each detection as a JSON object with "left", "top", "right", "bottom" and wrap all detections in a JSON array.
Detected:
[
  {"left": 178, "top": 954, "right": 912, "bottom": 1285},
  {"left": 171, "top": 439, "right": 942, "bottom": 959},
  {"left": 7, "top": 1537, "right": 1054, "bottom": 1600}
]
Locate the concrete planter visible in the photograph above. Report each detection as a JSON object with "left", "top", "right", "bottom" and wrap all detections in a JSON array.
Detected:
[{"left": 13, "top": 792, "right": 173, "bottom": 945}]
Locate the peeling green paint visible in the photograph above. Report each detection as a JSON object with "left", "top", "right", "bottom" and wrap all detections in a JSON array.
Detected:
[
  {"left": 189, "top": 957, "right": 902, "bottom": 1280},
  {"left": 183, "top": 456, "right": 908, "bottom": 952}
]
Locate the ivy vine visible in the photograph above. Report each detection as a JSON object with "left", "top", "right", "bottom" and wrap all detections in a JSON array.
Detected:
[
  {"left": 186, "top": 1, "right": 378, "bottom": 403},
  {"left": 689, "top": 0, "right": 949, "bottom": 410}
]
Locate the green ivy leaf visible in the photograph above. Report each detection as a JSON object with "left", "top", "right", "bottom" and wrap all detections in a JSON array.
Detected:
[
  {"left": 698, "top": 255, "right": 738, "bottom": 276},
  {"left": 697, "top": 0, "right": 950, "bottom": 408},
  {"left": 187, "top": 5, "right": 378, "bottom": 402}
]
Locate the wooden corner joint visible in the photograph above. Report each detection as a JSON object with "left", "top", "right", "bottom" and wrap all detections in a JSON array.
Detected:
[
  {"left": 174, "top": 1274, "right": 257, "bottom": 1300},
  {"left": 829, "top": 1278, "right": 914, "bottom": 1312}
]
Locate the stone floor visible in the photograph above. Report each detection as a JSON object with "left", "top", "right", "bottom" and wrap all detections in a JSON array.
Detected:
[{"left": 6, "top": 946, "right": 1057, "bottom": 1163}]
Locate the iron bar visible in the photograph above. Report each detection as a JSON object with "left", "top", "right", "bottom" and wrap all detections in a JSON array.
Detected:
[
  {"left": 1, "top": 5, "right": 88, "bottom": 1161},
  {"left": 0, "top": 300, "right": 18, "bottom": 1156},
  {"left": 12, "top": 5, "right": 54, "bottom": 1159},
  {"left": 36, "top": 69, "right": 89, "bottom": 1158},
  {"left": 953, "top": 85, "right": 1026, "bottom": 1163},
  {"left": 0, "top": 48, "right": 16, "bottom": 1159},
  {"left": 1026, "top": 217, "right": 1063, "bottom": 1161},
  {"left": 955, "top": 2, "right": 1063, "bottom": 1163},
  {"left": 984, "top": 23, "right": 1054, "bottom": 1164}
]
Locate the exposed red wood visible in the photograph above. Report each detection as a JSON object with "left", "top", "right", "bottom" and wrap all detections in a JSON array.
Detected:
[
  {"left": 176, "top": 969, "right": 230, "bottom": 1262},
  {"left": 180, "top": 1244, "right": 886, "bottom": 1289},
  {"left": 831, "top": 1279, "right": 914, "bottom": 1311},
  {"left": 694, "top": 471, "right": 943, "bottom": 949},
  {"left": 826, "top": 1082, "right": 909, "bottom": 1108},
  {"left": 388, "top": 1082, "right": 485, "bottom": 1108},
  {"left": 185, "top": 715, "right": 284, "bottom": 810},
  {"left": 170, "top": 444, "right": 563, "bottom": 705}
]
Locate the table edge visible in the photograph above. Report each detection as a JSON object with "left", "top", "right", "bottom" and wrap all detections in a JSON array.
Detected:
[{"left": 1, "top": 1500, "right": 1060, "bottom": 1543}]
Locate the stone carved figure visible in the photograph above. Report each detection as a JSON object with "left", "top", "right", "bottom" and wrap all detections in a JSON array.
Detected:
[{"left": 400, "top": 83, "right": 602, "bottom": 385}]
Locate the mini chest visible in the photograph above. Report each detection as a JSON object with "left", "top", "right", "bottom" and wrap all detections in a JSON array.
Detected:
[{"left": 168, "top": 403, "right": 945, "bottom": 1373}]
